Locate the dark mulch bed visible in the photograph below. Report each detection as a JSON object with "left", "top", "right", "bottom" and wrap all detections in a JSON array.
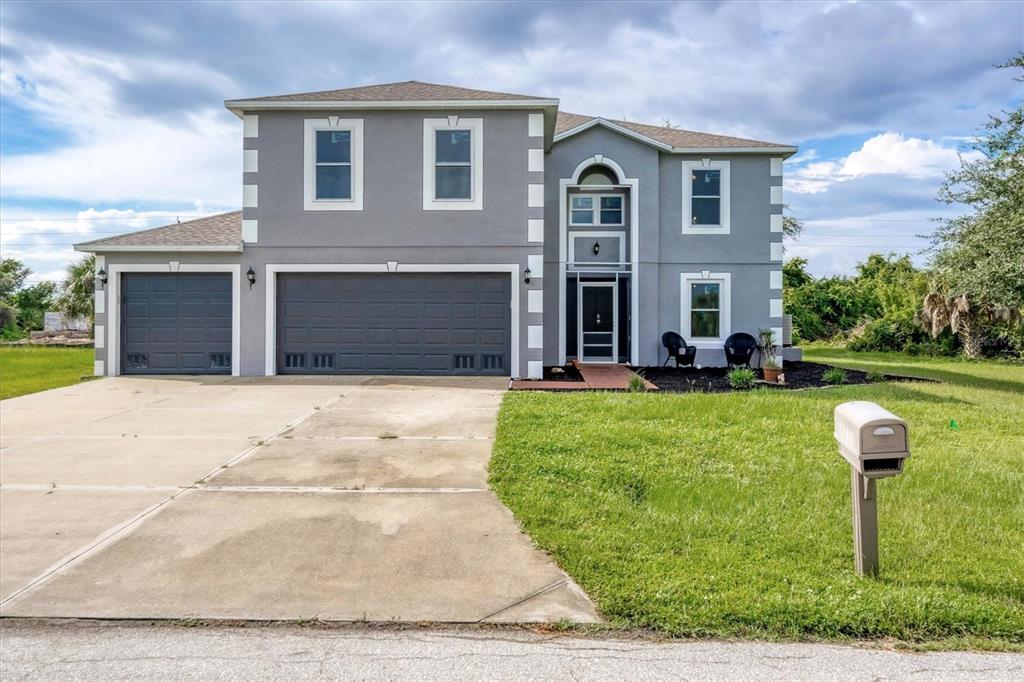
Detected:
[
  {"left": 543, "top": 364, "right": 585, "bottom": 382},
  {"left": 637, "top": 361, "right": 936, "bottom": 393}
]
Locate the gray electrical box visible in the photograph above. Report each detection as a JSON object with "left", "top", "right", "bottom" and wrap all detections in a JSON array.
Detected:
[{"left": 834, "top": 401, "right": 910, "bottom": 478}]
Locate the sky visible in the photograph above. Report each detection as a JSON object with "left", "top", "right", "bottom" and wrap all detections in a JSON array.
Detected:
[{"left": 1, "top": 0, "right": 1021, "bottom": 286}]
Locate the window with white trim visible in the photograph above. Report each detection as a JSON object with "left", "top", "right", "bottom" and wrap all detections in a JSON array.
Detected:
[
  {"left": 303, "top": 118, "right": 364, "bottom": 211},
  {"left": 569, "top": 194, "right": 624, "bottom": 226},
  {"left": 680, "top": 273, "right": 731, "bottom": 343},
  {"left": 423, "top": 118, "right": 483, "bottom": 210},
  {"left": 681, "top": 160, "right": 730, "bottom": 234}
]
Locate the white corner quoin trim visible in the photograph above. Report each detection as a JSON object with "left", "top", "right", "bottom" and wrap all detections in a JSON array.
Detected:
[
  {"left": 106, "top": 264, "right": 241, "bottom": 377},
  {"left": 681, "top": 159, "right": 731, "bottom": 235},
  {"left": 422, "top": 117, "right": 483, "bottom": 211},
  {"left": 242, "top": 114, "right": 258, "bottom": 138},
  {"left": 528, "top": 113, "right": 545, "bottom": 137},
  {"left": 263, "top": 264, "right": 522, "bottom": 378},
  {"left": 303, "top": 117, "right": 364, "bottom": 211},
  {"left": 680, "top": 271, "right": 732, "bottom": 348}
]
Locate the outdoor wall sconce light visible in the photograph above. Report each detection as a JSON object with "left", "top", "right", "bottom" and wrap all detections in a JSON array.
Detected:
[
  {"left": 524, "top": 267, "right": 532, "bottom": 284},
  {"left": 246, "top": 266, "right": 256, "bottom": 289},
  {"left": 95, "top": 267, "right": 107, "bottom": 290},
  {"left": 593, "top": 241, "right": 601, "bottom": 256}
]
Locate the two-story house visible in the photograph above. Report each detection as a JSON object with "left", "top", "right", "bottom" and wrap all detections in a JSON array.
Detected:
[{"left": 77, "top": 81, "right": 796, "bottom": 379}]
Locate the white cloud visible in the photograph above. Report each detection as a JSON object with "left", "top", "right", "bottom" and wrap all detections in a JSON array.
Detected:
[{"left": 786, "top": 132, "right": 980, "bottom": 194}]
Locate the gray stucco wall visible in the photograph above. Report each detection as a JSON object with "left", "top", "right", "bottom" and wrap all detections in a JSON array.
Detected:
[
  {"left": 544, "top": 125, "right": 784, "bottom": 367},
  {"left": 95, "top": 107, "right": 546, "bottom": 378}
]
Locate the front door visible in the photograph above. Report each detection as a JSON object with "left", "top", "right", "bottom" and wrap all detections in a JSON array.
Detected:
[{"left": 579, "top": 282, "right": 617, "bottom": 363}]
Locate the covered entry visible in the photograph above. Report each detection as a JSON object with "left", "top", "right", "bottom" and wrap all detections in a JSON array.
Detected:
[{"left": 276, "top": 272, "right": 511, "bottom": 375}]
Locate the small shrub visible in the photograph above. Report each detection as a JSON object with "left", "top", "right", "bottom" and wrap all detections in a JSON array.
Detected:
[
  {"left": 866, "top": 369, "right": 885, "bottom": 383},
  {"left": 627, "top": 373, "right": 647, "bottom": 393},
  {"left": 823, "top": 367, "right": 848, "bottom": 384},
  {"left": 727, "top": 367, "right": 756, "bottom": 390}
]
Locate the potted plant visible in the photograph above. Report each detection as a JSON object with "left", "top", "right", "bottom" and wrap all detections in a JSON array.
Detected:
[{"left": 757, "top": 328, "right": 782, "bottom": 383}]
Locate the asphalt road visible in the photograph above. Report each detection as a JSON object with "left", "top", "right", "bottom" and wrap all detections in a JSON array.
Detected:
[{"left": 1, "top": 622, "right": 1021, "bottom": 681}]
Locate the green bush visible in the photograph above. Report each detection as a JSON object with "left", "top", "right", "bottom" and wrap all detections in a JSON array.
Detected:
[
  {"left": 822, "top": 367, "right": 848, "bottom": 384},
  {"left": 627, "top": 373, "right": 647, "bottom": 393},
  {"left": 727, "top": 367, "right": 756, "bottom": 390},
  {"left": 866, "top": 369, "right": 885, "bottom": 383}
]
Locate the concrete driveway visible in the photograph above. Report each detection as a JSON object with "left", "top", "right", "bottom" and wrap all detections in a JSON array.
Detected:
[{"left": 0, "top": 376, "right": 597, "bottom": 623}]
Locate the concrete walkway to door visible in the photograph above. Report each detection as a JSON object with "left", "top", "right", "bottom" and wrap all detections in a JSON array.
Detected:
[{"left": 0, "top": 376, "right": 598, "bottom": 623}]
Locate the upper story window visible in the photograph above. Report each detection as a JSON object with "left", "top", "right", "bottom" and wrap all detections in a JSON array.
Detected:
[
  {"left": 304, "top": 118, "right": 364, "bottom": 211},
  {"left": 570, "top": 194, "right": 624, "bottom": 226},
  {"left": 681, "top": 160, "right": 730, "bottom": 234},
  {"left": 423, "top": 117, "right": 483, "bottom": 211}
]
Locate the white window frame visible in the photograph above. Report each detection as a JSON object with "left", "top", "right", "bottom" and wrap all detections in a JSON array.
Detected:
[
  {"left": 569, "top": 193, "right": 625, "bottom": 227},
  {"left": 681, "top": 160, "right": 730, "bottom": 234},
  {"left": 680, "top": 272, "right": 731, "bottom": 347},
  {"left": 423, "top": 117, "right": 483, "bottom": 211},
  {"left": 304, "top": 118, "right": 364, "bottom": 211}
]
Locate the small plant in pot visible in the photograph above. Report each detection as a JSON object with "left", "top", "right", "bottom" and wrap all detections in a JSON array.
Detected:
[{"left": 757, "top": 328, "right": 782, "bottom": 383}]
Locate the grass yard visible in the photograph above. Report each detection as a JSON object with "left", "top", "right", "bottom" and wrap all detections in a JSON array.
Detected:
[
  {"left": 490, "top": 349, "right": 1024, "bottom": 648},
  {"left": 0, "top": 346, "right": 95, "bottom": 400}
]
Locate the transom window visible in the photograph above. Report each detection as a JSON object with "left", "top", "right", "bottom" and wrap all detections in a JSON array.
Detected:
[
  {"left": 434, "top": 130, "right": 472, "bottom": 200},
  {"left": 570, "top": 194, "right": 624, "bottom": 226},
  {"left": 689, "top": 282, "right": 721, "bottom": 338},
  {"left": 681, "top": 160, "right": 730, "bottom": 234},
  {"left": 315, "top": 130, "right": 352, "bottom": 200}
]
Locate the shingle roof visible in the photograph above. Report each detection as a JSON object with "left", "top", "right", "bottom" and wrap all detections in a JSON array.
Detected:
[
  {"left": 239, "top": 81, "right": 552, "bottom": 103},
  {"left": 75, "top": 211, "right": 241, "bottom": 250},
  {"left": 555, "top": 111, "right": 792, "bottom": 150}
]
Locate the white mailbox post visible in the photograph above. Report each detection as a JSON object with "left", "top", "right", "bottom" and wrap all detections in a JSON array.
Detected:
[{"left": 834, "top": 401, "right": 910, "bottom": 576}]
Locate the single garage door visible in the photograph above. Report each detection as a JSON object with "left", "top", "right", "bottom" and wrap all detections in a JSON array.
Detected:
[
  {"left": 121, "top": 273, "right": 232, "bottom": 374},
  {"left": 277, "top": 273, "right": 511, "bottom": 375}
]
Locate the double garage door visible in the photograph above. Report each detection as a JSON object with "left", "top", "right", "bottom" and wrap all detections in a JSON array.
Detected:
[
  {"left": 120, "top": 272, "right": 511, "bottom": 375},
  {"left": 277, "top": 273, "right": 511, "bottom": 375}
]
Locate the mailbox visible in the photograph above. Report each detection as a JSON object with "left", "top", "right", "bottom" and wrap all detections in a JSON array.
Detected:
[{"left": 834, "top": 401, "right": 910, "bottom": 478}]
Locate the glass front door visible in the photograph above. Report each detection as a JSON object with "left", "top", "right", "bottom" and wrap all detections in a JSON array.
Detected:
[{"left": 579, "top": 283, "right": 617, "bottom": 363}]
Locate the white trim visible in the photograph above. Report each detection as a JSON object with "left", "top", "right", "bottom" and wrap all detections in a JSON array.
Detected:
[
  {"left": 242, "top": 114, "right": 258, "bottom": 138},
  {"left": 527, "top": 183, "right": 544, "bottom": 208},
  {"left": 77, "top": 244, "right": 242, "bottom": 253},
  {"left": 681, "top": 160, "right": 730, "bottom": 235},
  {"left": 770, "top": 185, "right": 784, "bottom": 205},
  {"left": 94, "top": 324, "right": 105, "bottom": 349},
  {"left": 578, "top": 281, "right": 618, "bottom": 363},
  {"left": 528, "top": 289, "right": 543, "bottom": 313},
  {"left": 528, "top": 325, "right": 543, "bottom": 349},
  {"left": 680, "top": 272, "right": 732, "bottom": 347},
  {"left": 93, "top": 360, "right": 104, "bottom": 376},
  {"left": 94, "top": 255, "right": 106, "bottom": 314},
  {"left": 569, "top": 231, "right": 626, "bottom": 266},
  {"left": 107, "top": 264, "right": 241, "bottom": 377},
  {"left": 243, "top": 149, "right": 258, "bottom": 173},
  {"left": 242, "top": 219, "right": 258, "bottom": 243},
  {"left": 527, "top": 113, "right": 545, "bottom": 137},
  {"left": 770, "top": 270, "right": 783, "bottom": 290},
  {"left": 770, "top": 157, "right": 784, "bottom": 176},
  {"left": 228, "top": 98, "right": 559, "bottom": 112},
  {"left": 242, "top": 184, "right": 258, "bottom": 208},
  {"left": 264, "top": 264, "right": 522, "bottom": 378},
  {"left": 552, "top": 117, "right": 798, "bottom": 156},
  {"left": 558, "top": 155, "right": 638, "bottom": 366},
  {"left": 423, "top": 118, "right": 483, "bottom": 211},
  {"left": 770, "top": 242, "right": 784, "bottom": 261},
  {"left": 527, "top": 360, "right": 543, "bottom": 379},
  {"left": 527, "top": 218, "right": 544, "bottom": 243},
  {"left": 568, "top": 193, "right": 625, "bottom": 227},
  {"left": 528, "top": 148, "right": 544, "bottom": 172},
  {"left": 527, "top": 254, "right": 543, "bottom": 277},
  {"left": 770, "top": 298, "right": 783, "bottom": 318},
  {"left": 770, "top": 214, "right": 783, "bottom": 233},
  {"left": 303, "top": 118, "right": 364, "bottom": 211}
]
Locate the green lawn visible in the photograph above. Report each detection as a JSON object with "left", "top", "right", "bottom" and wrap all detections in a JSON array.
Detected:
[
  {"left": 0, "top": 346, "right": 95, "bottom": 400},
  {"left": 490, "top": 350, "right": 1024, "bottom": 648}
]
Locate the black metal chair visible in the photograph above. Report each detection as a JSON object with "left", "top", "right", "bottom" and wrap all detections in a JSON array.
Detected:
[
  {"left": 724, "top": 332, "right": 758, "bottom": 368},
  {"left": 661, "top": 331, "right": 697, "bottom": 368}
]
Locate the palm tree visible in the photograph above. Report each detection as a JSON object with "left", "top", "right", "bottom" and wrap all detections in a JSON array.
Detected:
[
  {"left": 920, "top": 284, "right": 1020, "bottom": 359},
  {"left": 55, "top": 254, "right": 96, "bottom": 328}
]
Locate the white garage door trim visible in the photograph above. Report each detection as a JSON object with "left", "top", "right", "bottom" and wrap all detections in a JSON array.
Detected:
[
  {"left": 265, "top": 263, "right": 521, "bottom": 377},
  {"left": 107, "top": 264, "right": 241, "bottom": 376}
]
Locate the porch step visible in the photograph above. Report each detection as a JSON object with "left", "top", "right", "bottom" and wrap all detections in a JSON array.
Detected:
[{"left": 510, "top": 362, "right": 657, "bottom": 391}]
